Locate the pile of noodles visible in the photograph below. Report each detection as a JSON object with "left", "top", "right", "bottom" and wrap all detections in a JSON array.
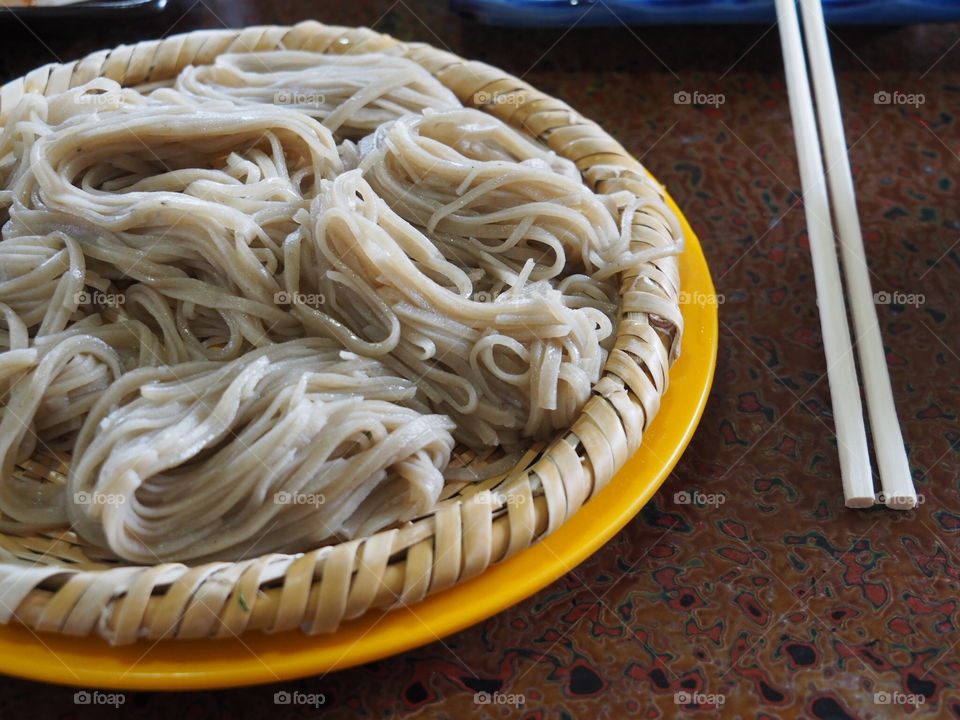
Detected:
[{"left": 0, "top": 51, "right": 681, "bottom": 563}]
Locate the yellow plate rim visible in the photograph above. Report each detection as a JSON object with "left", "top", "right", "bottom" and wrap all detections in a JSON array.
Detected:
[{"left": 0, "top": 182, "right": 717, "bottom": 690}]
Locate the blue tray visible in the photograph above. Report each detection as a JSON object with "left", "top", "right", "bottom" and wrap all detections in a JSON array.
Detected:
[
  {"left": 0, "top": 0, "right": 167, "bottom": 20},
  {"left": 451, "top": 0, "right": 960, "bottom": 25}
]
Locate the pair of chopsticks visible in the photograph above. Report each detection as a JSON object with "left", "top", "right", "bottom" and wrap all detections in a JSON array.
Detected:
[{"left": 774, "top": 0, "right": 917, "bottom": 509}]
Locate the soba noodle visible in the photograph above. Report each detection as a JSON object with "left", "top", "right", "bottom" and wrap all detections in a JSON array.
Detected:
[
  {"left": 0, "top": 50, "right": 677, "bottom": 563},
  {"left": 285, "top": 169, "right": 614, "bottom": 447},
  {"left": 66, "top": 339, "right": 454, "bottom": 563}
]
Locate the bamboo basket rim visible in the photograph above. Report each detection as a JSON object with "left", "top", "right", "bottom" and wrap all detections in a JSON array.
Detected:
[{"left": 0, "top": 20, "right": 683, "bottom": 645}]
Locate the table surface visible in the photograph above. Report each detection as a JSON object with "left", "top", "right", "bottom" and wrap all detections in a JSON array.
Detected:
[{"left": 2, "top": 2, "right": 959, "bottom": 718}]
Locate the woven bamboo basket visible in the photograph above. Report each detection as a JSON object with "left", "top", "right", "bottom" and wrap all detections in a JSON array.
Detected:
[{"left": 0, "top": 20, "right": 682, "bottom": 645}]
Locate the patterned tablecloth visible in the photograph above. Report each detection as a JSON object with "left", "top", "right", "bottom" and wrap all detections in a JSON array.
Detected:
[{"left": 1, "top": 2, "right": 958, "bottom": 718}]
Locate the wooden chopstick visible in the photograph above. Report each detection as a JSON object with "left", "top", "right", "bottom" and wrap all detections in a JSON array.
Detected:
[
  {"left": 795, "top": 0, "right": 917, "bottom": 509},
  {"left": 774, "top": 0, "right": 876, "bottom": 508}
]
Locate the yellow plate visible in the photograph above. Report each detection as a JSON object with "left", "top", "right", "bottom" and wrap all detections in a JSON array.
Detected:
[{"left": 0, "top": 180, "right": 717, "bottom": 690}]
